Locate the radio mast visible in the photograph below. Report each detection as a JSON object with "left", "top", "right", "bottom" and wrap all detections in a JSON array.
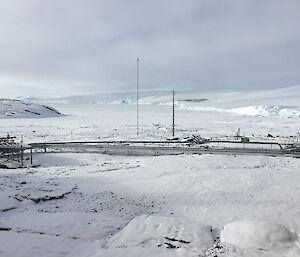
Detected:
[
  {"left": 172, "top": 90, "right": 175, "bottom": 137},
  {"left": 136, "top": 58, "right": 140, "bottom": 136}
]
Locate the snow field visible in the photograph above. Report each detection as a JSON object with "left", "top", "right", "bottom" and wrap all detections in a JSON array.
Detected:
[
  {"left": 1, "top": 153, "right": 300, "bottom": 257},
  {"left": 0, "top": 86, "right": 299, "bottom": 257}
]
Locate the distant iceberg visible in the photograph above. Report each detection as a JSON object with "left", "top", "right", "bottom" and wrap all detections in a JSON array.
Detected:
[
  {"left": 228, "top": 105, "right": 300, "bottom": 117},
  {"left": 178, "top": 104, "right": 300, "bottom": 118}
]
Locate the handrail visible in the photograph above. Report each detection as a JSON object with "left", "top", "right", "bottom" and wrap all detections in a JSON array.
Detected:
[
  {"left": 29, "top": 139, "right": 284, "bottom": 149},
  {"left": 209, "top": 140, "right": 283, "bottom": 149}
]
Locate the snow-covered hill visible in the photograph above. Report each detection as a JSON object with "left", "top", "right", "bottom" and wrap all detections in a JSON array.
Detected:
[
  {"left": 0, "top": 99, "right": 63, "bottom": 118},
  {"left": 26, "top": 85, "right": 300, "bottom": 118}
]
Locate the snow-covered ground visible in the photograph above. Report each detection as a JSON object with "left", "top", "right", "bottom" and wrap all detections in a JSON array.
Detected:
[
  {"left": 11, "top": 85, "right": 297, "bottom": 142},
  {"left": 1, "top": 153, "right": 300, "bottom": 257},
  {"left": 0, "top": 99, "right": 62, "bottom": 118},
  {"left": 0, "top": 86, "right": 300, "bottom": 257}
]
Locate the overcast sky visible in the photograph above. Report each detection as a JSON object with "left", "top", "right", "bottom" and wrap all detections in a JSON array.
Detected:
[{"left": 1, "top": 0, "right": 300, "bottom": 97}]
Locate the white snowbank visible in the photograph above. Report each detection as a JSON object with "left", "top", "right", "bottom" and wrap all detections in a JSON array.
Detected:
[
  {"left": 108, "top": 215, "right": 214, "bottom": 253},
  {"left": 0, "top": 98, "right": 63, "bottom": 118},
  {"left": 221, "top": 220, "right": 298, "bottom": 249}
]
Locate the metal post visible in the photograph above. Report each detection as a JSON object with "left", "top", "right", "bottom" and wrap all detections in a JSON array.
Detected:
[
  {"left": 172, "top": 90, "right": 175, "bottom": 137},
  {"left": 137, "top": 58, "right": 140, "bottom": 136},
  {"left": 20, "top": 145, "right": 23, "bottom": 167},
  {"left": 30, "top": 148, "right": 33, "bottom": 165}
]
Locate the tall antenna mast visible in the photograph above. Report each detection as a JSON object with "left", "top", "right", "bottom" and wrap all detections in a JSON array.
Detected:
[
  {"left": 172, "top": 90, "right": 175, "bottom": 137},
  {"left": 136, "top": 58, "right": 140, "bottom": 136}
]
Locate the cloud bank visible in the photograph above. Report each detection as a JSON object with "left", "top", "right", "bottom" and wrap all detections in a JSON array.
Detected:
[{"left": 0, "top": 0, "right": 300, "bottom": 97}]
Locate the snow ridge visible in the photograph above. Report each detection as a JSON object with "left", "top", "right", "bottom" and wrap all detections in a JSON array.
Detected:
[{"left": 178, "top": 104, "right": 300, "bottom": 117}]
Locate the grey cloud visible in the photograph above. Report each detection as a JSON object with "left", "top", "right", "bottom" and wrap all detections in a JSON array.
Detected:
[{"left": 0, "top": 0, "right": 300, "bottom": 97}]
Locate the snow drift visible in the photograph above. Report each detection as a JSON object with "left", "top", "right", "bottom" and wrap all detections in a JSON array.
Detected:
[
  {"left": 221, "top": 221, "right": 298, "bottom": 249},
  {"left": 102, "top": 216, "right": 300, "bottom": 257},
  {"left": 0, "top": 99, "right": 63, "bottom": 118},
  {"left": 220, "top": 221, "right": 300, "bottom": 257}
]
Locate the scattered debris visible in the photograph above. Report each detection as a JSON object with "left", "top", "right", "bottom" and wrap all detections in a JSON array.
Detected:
[
  {"left": 164, "top": 236, "right": 190, "bottom": 244},
  {"left": 1, "top": 207, "right": 16, "bottom": 212},
  {"left": 164, "top": 242, "right": 180, "bottom": 249}
]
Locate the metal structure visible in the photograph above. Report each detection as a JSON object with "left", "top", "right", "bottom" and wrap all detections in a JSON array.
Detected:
[
  {"left": 172, "top": 90, "right": 175, "bottom": 137},
  {"left": 136, "top": 57, "right": 140, "bottom": 136},
  {"left": 0, "top": 136, "right": 24, "bottom": 168},
  {"left": 28, "top": 138, "right": 300, "bottom": 159},
  {"left": 2, "top": 136, "right": 298, "bottom": 169}
]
